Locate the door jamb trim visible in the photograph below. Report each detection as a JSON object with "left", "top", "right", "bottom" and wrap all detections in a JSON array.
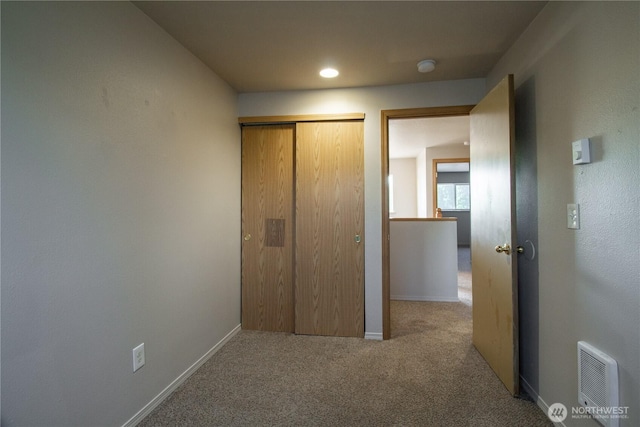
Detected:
[{"left": 380, "top": 105, "right": 474, "bottom": 340}]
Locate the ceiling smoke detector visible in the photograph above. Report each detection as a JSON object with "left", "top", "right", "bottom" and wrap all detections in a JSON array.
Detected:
[{"left": 417, "top": 59, "right": 436, "bottom": 73}]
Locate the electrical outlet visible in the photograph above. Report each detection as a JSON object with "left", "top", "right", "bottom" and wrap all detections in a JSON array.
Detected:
[
  {"left": 132, "top": 343, "right": 145, "bottom": 372},
  {"left": 567, "top": 204, "right": 580, "bottom": 229}
]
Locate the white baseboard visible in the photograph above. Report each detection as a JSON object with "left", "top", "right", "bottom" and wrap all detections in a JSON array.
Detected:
[
  {"left": 391, "top": 295, "right": 459, "bottom": 302},
  {"left": 523, "top": 376, "right": 567, "bottom": 427},
  {"left": 122, "top": 324, "right": 242, "bottom": 427},
  {"left": 364, "top": 332, "right": 383, "bottom": 341},
  {"left": 520, "top": 375, "right": 538, "bottom": 402}
]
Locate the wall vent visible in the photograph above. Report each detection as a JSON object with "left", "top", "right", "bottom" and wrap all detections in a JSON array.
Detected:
[{"left": 577, "top": 341, "right": 619, "bottom": 427}]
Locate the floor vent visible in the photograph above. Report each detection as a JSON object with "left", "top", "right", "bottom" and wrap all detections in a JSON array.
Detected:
[{"left": 577, "top": 341, "right": 619, "bottom": 427}]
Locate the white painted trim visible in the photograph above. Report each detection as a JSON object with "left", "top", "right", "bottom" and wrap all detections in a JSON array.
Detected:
[
  {"left": 520, "top": 375, "right": 538, "bottom": 402},
  {"left": 121, "top": 324, "right": 242, "bottom": 427},
  {"left": 391, "top": 295, "right": 459, "bottom": 302},
  {"left": 534, "top": 386, "right": 568, "bottom": 427},
  {"left": 364, "top": 332, "right": 383, "bottom": 341}
]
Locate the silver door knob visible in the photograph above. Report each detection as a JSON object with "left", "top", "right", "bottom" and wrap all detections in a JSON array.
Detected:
[{"left": 354, "top": 234, "right": 361, "bottom": 243}]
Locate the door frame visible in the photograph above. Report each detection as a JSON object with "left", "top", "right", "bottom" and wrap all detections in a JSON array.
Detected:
[
  {"left": 432, "top": 158, "right": 470, "bottom": 217},
  {"left": 380, "top": 105, "right": 474, "bottom": 340}
]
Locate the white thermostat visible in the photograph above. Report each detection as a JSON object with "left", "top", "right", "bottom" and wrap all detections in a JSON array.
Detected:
[{"left": 572, "top": 138, "right": 591, "bottom": 165}]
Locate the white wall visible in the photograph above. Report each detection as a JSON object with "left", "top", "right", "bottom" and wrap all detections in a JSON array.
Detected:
[
  {"left": 239, "top": 79, "right": 485, "bottom": 337},
  {"left": 390, "top": 220, "right": 458, "bottom": 301},
  {"left": 416, "top": 149, "right": 428, "bottom": 217},
  {"left": 389, "top": 158, "right": 417, "bottom": 218},
  {"left": 1, "top": 2, "right": 241, "bottom": 426},
  {"left": 489, "top": 2, "right": 639, "bottom": 423}
]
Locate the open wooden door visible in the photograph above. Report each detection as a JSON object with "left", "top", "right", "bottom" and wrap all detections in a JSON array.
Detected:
[{"left": 470, "top": 75, "right": 519, "bottom": 395}]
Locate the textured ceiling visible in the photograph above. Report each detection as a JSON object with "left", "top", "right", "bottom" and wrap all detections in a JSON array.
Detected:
[{"left": 134, "top": 1, "right": 546, "bottom": 93}]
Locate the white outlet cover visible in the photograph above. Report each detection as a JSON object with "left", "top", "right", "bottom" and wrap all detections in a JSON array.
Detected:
[{"left": 133, "top": 343, "right": 145, "bottom": 372}]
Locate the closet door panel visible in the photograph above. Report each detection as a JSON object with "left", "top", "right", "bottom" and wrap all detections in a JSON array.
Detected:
[
  {"left": 241, "top": 125, "right": 295, "bottom": 332},
  {"left": 295, "top": 121, "right": 364, "bottom": 337}
]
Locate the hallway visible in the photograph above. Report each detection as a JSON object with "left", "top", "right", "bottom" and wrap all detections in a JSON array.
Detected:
[{"left": 458, "top": 246, "right": 472, "bottom": 306}]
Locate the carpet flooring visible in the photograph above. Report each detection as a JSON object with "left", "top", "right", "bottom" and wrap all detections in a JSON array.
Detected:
[{"left": 139, "top": 270, "right": 551, "bottom": 427}]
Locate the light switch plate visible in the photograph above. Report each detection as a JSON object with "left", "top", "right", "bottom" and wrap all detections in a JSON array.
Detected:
[
  {"left": 572, "top": 138, "right": 591, "bottom": 164},
  {"left": 567, "top": 204, "right": 580, "bottom": 229}
]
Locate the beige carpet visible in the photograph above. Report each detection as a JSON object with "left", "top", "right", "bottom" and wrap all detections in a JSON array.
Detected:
[{"left": 139, "top": 298, "right": 551, "bottom": 426}]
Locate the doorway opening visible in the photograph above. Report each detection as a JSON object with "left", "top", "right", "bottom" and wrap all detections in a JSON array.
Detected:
[
  {"left": 433, "top": 158, "right": 471, "bottom": 305},
  {"left": 381, "top": 105, "right": 474, "bottom": 340}
]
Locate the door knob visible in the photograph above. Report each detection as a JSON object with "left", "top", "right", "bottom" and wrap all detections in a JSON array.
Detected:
[
  {"left": 243, "top": 234, "right": 252, "bottom": 241},
  {"left": 495, "top": 244, "right": 511, "bottom": 255},
  {"left": 354, "top": 234, "right": 361, "bottom": 243}
]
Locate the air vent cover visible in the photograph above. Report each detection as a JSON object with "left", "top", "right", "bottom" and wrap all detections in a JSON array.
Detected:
[{"left": 577, "top": 341, "right": 619, "bottom": 427}]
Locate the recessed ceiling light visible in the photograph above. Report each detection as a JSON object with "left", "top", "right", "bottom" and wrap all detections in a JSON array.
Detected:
[{"left": 320, "top": 68, "right": 339, "bottom": 78}]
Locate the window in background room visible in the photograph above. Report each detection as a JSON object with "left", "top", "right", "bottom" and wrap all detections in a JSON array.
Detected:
[{"left": 436, "top": 183, "right": 470, "bottom": 210}]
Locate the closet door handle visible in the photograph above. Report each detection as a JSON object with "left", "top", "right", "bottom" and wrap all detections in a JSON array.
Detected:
[
  {"left": 244, "top": 234, "right": 252, "bottom": 241},
  {"left": 354, "top": 234, "right": 361, "bottom": 244}
]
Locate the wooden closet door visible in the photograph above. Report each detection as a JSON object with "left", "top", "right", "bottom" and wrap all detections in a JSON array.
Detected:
[
  {"left": 295, "top": 121, "right": 364, "bottom": 337},
  {"left": 241, "top": 125, "right": 295, "bottom": 332}
]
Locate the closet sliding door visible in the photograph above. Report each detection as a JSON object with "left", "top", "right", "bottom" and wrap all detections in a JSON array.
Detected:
[
  {"left": 240, "top": 117, "right": 364, "bottom": 337},
  {"left": 241, "top": 124, "right": 295, "bottom": 332},
  {"left": 295, "top": 121, "right": 364, "bottom": 337}
]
